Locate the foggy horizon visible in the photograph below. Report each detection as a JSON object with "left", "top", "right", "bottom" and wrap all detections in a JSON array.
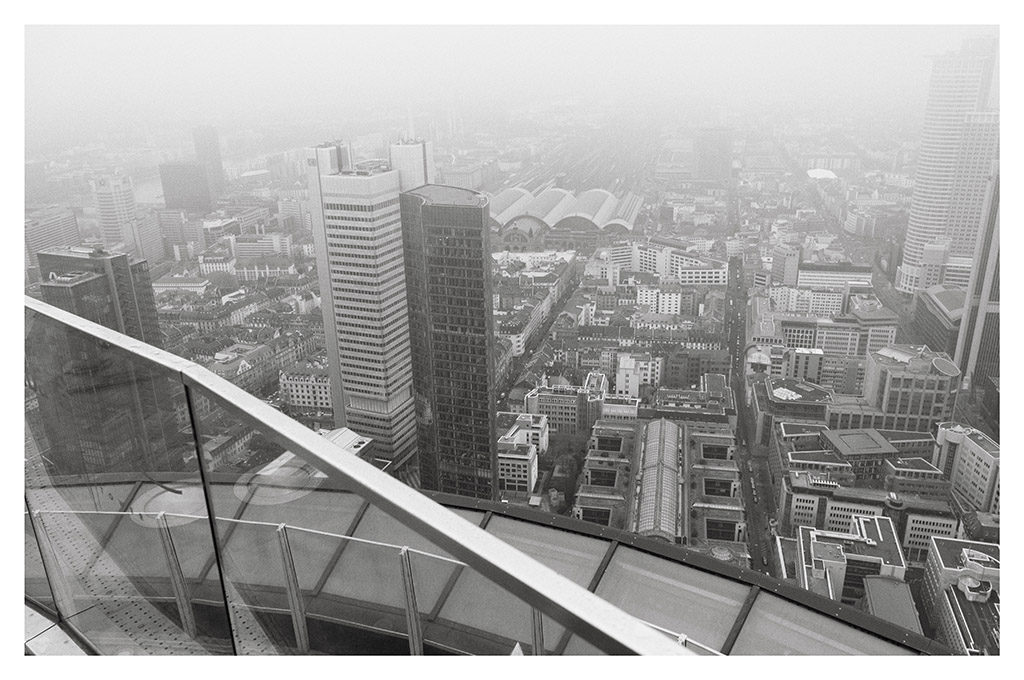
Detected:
[{"left": 26, "top": 25, "right": 996, "bottom": 152}]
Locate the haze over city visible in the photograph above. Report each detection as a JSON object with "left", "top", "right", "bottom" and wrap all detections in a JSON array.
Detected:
[{"left": 21, "top": 21, "right": 1005, "bottom": 661}]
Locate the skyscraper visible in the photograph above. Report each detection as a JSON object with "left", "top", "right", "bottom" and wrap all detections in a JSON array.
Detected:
[
  {"left": 160, "top": 162, "right": 213, "bottom": 213},
  {"left": 30, "top": 246, "right": 179, "bottom": 476},
  {"left": 91, "top": 174, "right": 164, "bottom": 263},
  {"left": 388, "top": 139, "right": 436, "bottom": 191},
  {"left": 401, "top": 185, "right": 497, "bottom": 499},
  {"left": 954, "top": 173, "right": 999, "bottom": 392},
  {"left": 946, "top": 113, "right": 999, "bottom": 258},
  {"left": 93, "top": 174, "right": 137, "bottom": 249},
  {"left": 896, "top": 37, "right": 997, "bottom": 295},
  {"left": 306, "top": 143, "right": 417, "bottom": 469},
  {"left": 37, "top": 246, "right": 162, "bottom": 348},
  {"left": 193, "top": 124, "right": 224, "bottom": 198}
]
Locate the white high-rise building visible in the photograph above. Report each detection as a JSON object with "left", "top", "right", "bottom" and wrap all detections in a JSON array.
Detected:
[
  {"left": 388, "top": 139, "right": 436, "bottom": 192},
  {"left": 306, "top": 142, "right": 417, "bottom": 468},
  {"left": 946, "top": 112, "right": 999, "bottom": 258},
  {"left": 897, "top": 37, "right": 997, "bottom": 295},
  {"left": 93, "top": 175, "right": 137, "bottom": 250}
]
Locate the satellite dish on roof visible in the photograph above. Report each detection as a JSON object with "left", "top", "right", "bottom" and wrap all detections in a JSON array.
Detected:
[{"left": 932, "top": 357, "right": 961, "bottom": 377}]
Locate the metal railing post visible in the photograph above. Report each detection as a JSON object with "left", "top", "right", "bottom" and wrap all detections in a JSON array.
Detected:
[
  {"left": 531, "top": 608, "right": 545, "bottom": 655},
  {"left": 157, "top": 512, "right": 197, "bottom": 639},
  {"left": 28, "top": 511, "right": 77, "bottom": 620},
  {"left": 398, "top": 547, "right": 424, "bottom": 655},
  {"left": 276, "top": 524, "right": 310, "bottom": 653}
]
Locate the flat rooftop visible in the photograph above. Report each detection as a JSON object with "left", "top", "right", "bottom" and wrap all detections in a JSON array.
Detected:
[
  {"left": 789, "top": 450, "right": 850, "bottom": 467},
  {"left": 779, "top": 422, "right": 830, "bottom": 437},
  {"left": 823, "top": 429, "right": 897, "bottom": 457},
  {"left": 765, "top": 378, "right": 834, "bottom": 404},
  {"left": 405, "top": 184, "right": 487, "bottom": 207},
  {"left": 862, "top": 577, "right": 923, "bottom": 635},
  {"left": 946, "top": 586, "right": 1000, "bottom": 655},
  {"left": 887, "top": 457, "right": 939, "bottom": 472},
  {"left": 931, "top": 537, "right": 1000, "bottom": 571},
  {"left": 802, "top": 517, "right": 905, "bottom": 569}
]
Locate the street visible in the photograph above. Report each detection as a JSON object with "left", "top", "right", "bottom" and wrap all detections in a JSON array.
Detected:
[{"left": 725, "top": 252, "right": 776, "bottom": 575}]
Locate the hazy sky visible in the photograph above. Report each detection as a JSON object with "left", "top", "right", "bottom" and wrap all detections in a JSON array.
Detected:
[{"left": 26, "top": 25, "right": 995, "bottom": 146}]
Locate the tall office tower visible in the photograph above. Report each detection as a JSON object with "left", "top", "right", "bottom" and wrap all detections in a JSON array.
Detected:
[
  {"left": 954, "top": 174, "right": 999, "bottom": 391},
  {"left": 126, "top": 208, "right": 166, "bottom": 265},
  {"left": 306, "top": 143, "right": 417, "bottom": 469},
  {"left": 388, "top": 139, "right": 436, "bottom": 191},
  {"left": 93, "top": 175, "right": 137, "bottom": 249},
  {"left": 946, "top": 113, "right": 999, "bottom": 258},
  {"left": 37, "top": 246, "right": 162, "bottom": 349},
  {"left": 160, "top": 162, "right": 213, "bottom": 213},
  {"left": 193, "top": 125, "right": 224, "bottom": 198},
  {"left": 402, "top": 185, "right": 498, "bottom": 499},
  {"left": 30, "top": 247, "right": 180, "bottom": 476},
  {"left": 896, "top": 37, "right": 997, "bottom": 295},
  {"left": 25, "top": 206, "right": 81, "bottom": 271},
  {"left": 694, "top": 127, "right": 733, "bottom": 182}
]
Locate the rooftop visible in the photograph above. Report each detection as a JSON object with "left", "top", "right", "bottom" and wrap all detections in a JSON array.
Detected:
[
  {"left": 931, "top": 537, "right": 1000, "bottom": 572},
  {"left": 779, "top": 422, "right": 830, "bottom": 437},
  {"left": 823, "top": 429, "right": 898, "bottom": 457},
  {"left": 937, "top": 422, "right": 999, "bottom": 455},
  {"left": 862, "top": 578, "right": 923, "bottom": 635},
  {"left": 945, "top": 586, "right": 1000, "bottom": 655},
  {"left": 765, "top": 377, "right": 834, "bottom": 404},
  {"left": 887, "top": 457, "right": 939, "bottom": 472}
]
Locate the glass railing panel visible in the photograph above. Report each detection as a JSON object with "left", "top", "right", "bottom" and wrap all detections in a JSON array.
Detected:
[
  {"left": 317, "top": 535, "right": 408, "bottom": 641},
  {"left": 421, "top": 557, "right": 533, "bottom": 655},
  {"left": 730, "top": 592, "right": 915, "bottom": 655},
  {"left": 593, "top": 545, "right": 749, "bottom": 652},
  {"left": 24, "top": 305, "right": 224, "bottom": 655},
  {"left": 229, "top": 485, "right": 364, "bottom": 535},
  {"left": 25, "top": 510, "right": 56, "bottom": 615},
  {"left": 163, "top": 512, "right": 234, "bottom": 653},
  {"left": 407, "top": 550, "right": 465, "bottom": 649},
  {"left": 351, "top": 505, "right": 460, "bottom": 558},
  {"left": 214, "top": 518, "right": 297, "bottom": 654},
  {"left": 561, "top": 635, "right": 605, "bottom": 655},
  {"left": 187, "top": 381, "right": 413, "bottom": 653},
  {"left": 483, "top": 516, "right": 609, "bottom": 652}
]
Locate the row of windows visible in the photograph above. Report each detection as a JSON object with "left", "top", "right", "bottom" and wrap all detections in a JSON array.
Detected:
[{"left": 323, "top": 199, "right": 399, "bottom": 212}]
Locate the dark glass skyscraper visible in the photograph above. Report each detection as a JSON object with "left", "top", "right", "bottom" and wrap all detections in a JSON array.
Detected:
[
  {"left": 954, "top": 173, "right": 999, "bottom": 391},
  {"left": 159, "top": 162, "right": 213, "bottom": 213},
  {"left": 30, "top": 247, "right": 183, "bottom": 475},
  {"left": 193, "top": 124, "right": 224, "bottom": 198},
  {"left": 401, "top": 185, "right": 497, "bottom": 500},
  {"left": 37, "top": 246, "right": 162, "bottom": 348}
]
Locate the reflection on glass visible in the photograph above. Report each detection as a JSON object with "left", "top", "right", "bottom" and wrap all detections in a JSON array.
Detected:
[
  {"left": 23, "top": 307, "right": 231, "bottom": 654},
  {"left": 593, "top": 546, "right": 749, "bottom": 651},
  {"left": 730, "top": 592, "right": 914, "bottom": 656},
  {"left": 25, "top": 510, "right": 56, "bottom": 614}
]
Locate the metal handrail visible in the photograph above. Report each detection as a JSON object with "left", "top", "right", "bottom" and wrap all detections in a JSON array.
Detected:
[{"left": 25, "top": 296, "right": 689, "bottom": 656}]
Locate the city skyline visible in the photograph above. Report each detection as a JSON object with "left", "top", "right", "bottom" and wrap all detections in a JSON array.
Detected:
[{"left": 21, "top": 21, "right": 1005, "bottom": 659}]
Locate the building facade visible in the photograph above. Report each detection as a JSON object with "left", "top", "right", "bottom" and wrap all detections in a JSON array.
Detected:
[
  {"left": 306, "top": 143, "right": 417, "bottom": 468},
  {"left": 402, "top": 184, "right": 497, "bottom": 499},
  {"left": 897, "top": 38, "right": 997, "bottom": 294}
]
